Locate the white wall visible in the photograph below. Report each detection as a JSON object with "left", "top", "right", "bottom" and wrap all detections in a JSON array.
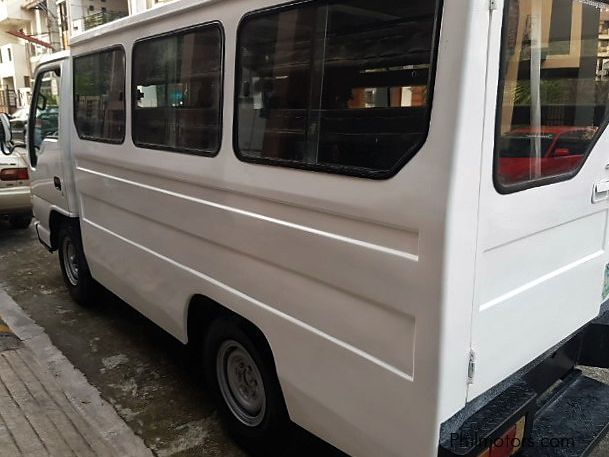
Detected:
[
  {"left": 128, "top": 0, "right": 146, "bottom": 14},
  {"left": 128, "top": 0, "right": 173, "bottom": 15},
  {"left": 0, "top": 44, "right": 29, "bottom": 86},
  {"left": 0, "top": 0, "right": 31, "bottom": 24}
]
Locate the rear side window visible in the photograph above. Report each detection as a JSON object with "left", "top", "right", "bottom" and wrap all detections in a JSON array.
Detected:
[
  {"left": 74, "top": 48, "right": 125, "bottom": 143},
  {"left": 235, "top": 0, "right": 442, "bottom": 178},
  {"left": 495, "top": 0, "right": 609, "bottom": 192},
  {"left": 132, "top": 24, "right": 223, "bottom": 155}
]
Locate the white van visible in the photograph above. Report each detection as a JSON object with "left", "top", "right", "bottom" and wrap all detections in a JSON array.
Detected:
[{"left": 22, "top": 0, "right": 609, "bottom": 456}]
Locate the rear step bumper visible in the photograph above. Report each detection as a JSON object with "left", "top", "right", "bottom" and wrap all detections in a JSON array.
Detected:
[
  {"left": 440, "top": 309, "right": 609, "bottom": 457},
  {"left": 440, "top": 372, "right": 609, "bottom": 457},
  {"left": 522, "top": 374, "right": 609, "bottom": 457}
]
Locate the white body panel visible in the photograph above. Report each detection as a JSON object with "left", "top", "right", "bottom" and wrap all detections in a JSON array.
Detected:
[
  {"left": 28, "top": 1, "right": 609, "bottom": 456},
  {"left": 67, "top": 2, "right": 484, "bottom": 456},
  {"left": 468, "top": 3, "right": 609, "bottom": 401}
]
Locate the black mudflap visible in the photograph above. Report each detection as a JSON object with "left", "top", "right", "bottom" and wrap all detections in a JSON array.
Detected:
[
  {"left": 521, "top": 375, "right": 609, "bottom": 457},
  {"left": 580, "top": 312, "right": 609, "bottom": 369}
]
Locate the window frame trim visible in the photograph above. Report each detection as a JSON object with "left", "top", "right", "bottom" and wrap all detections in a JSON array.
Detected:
[
  {"left": 232, "top": 0, "right": 445, "bottom": 180},
  {"left": 493, "top": 0, "right": 609, "bottom": 195},
  {"left": 130, "top": 20, "right": 226, "bottom": 157},
  {"left": 72, "top": 44, "right": 127, "bottom": 145}
]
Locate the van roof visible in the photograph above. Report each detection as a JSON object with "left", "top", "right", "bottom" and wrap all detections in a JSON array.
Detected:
[
  {"left": 38, "top": 50, "right": 70, "bottom": 66},
  {"left": 70, "top": 0, "right": 219, "bottom": 47}
]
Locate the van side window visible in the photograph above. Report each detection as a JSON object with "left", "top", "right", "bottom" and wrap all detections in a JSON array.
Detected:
[
  {"left": 132, "top": 24, "right": 223, "bottom": 155},
  {"left": 73, "top": 48, "right": 126, "bottom": 143},
  {"left": 235, "top": 0, "right": 441, "bottom": 178},
  {"left": 495, "top": 0, "right": 609, "bottom": 192}
]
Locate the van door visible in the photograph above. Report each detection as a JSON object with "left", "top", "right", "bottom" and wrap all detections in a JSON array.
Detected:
[
  {"left": 470, "top": 0, "right": 609, "bottom": 399},
  {"left": 28, "top": 64, "right": 70, "bottom": 216}
]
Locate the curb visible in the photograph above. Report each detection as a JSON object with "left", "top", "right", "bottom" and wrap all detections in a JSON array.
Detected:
[{"left": 0, "top": 289, "right": 154, "bottom": 457}]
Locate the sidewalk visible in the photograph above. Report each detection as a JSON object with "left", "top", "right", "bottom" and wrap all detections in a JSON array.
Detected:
[{"left": 0, "top": 290, "right": 153, "bottom": 457}]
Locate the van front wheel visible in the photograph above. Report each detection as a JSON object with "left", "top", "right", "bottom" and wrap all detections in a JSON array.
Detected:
[
  {"left": 58, "top": 223, "right": 96, "bottom": 306},
  {"left": 204, "top": 317, "right": 289, "bottom": 456}
]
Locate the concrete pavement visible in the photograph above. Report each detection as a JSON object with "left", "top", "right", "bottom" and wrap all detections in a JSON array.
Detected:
[{"left": 0, "top": 292, "right": 153, "bottom": 457}]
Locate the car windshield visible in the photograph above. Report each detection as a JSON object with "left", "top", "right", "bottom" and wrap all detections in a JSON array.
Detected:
[{"left": 498, "top": 135, "right": 555, "bottom": 159}]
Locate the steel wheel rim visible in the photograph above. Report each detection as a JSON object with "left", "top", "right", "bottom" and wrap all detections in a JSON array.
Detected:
[
  {"left": 216, "top": 340, "right": 266, "bottom": 427},
  {"left": 62, "top": 237, "right": 79, "bottom": 286}
]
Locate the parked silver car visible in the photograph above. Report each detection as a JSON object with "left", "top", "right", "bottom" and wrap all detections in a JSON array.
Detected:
[{"left": 0, "top": 145, "right": 32, "bottom": 229}]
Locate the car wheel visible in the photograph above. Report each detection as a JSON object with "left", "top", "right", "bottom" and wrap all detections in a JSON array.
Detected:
[
  {"left": 8, "top": 214, "right": 32, "bottom": 230},
  {"left": 58, "top": 223, "right": 97, "bottom": 306},
  {"left": 204, "top": 317, "right": 290, "bottom": 456}
]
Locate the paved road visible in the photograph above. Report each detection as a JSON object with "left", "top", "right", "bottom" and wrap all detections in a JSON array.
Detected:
[{"left": 1, "top": 221, "right": 609, "bottom": 457}]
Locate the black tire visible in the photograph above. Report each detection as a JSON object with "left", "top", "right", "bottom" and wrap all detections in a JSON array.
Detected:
[
  {"left": 204, "top": 317, "right": 290, "bottom": 456},
  {"left": 8, "top": 214, "right": 32, "bottom": 230},
  {"left": 57, "top": 223, "right": 96, "bottom": 306}
]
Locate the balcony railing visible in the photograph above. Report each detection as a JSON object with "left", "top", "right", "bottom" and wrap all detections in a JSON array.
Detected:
[{"left": 79, "top": 11, "right": 127, "bottom": 32}]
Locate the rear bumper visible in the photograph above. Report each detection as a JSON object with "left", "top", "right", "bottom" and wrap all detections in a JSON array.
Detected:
[
  {"left": 0, "top": 186, "right": 32, "bottom": 215},
  {"left": 439, "top": 311, "right": 609, "bottom": 457}
]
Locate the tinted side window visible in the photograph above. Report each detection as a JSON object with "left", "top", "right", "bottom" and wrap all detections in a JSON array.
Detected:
[
  {"left": 74, "top": 48, "right": 126, "bottom": 143},
  {"left": 495, "top": 0, "right": 609, "bottom": 192},
  {"left": 132, "top": 24, "right": 223, "bottom": 155},
  {"left": 236, "top": 0, "right": 441, "bottom": 177}
]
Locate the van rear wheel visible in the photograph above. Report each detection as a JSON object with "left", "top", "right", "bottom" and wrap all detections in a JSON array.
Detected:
[
  {"left": 204, "top": 317, "right": 289, "bottom": 456},
  {"left": 58, "top": 223, "right": 96, "bottom": 306}
]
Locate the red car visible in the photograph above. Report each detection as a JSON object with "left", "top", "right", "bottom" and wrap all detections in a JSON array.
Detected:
[{"left": 497, "top": 126, "right": 596, "bottom": 185}]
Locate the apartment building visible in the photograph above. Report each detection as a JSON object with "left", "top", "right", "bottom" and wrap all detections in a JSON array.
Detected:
[{"left": 0, "top": 0, "right": 39, "bottom": 111}]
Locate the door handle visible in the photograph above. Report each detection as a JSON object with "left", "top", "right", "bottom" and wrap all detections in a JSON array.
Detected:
[
  {"left": 53, "top": 176, "right": 62, "bottom": 191},
  {"left": 593, "top": 179, "right": 609, "bottom": 203}
]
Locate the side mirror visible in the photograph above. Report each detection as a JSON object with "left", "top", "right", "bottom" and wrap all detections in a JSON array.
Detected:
[
  {"left": 0, "top": 112, "right": 14, "bottom": 156},
  {"left": 554, "top": 147, "right": 571, "bottom": 157}
]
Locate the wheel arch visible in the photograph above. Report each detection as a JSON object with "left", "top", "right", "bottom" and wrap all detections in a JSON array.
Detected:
[
  {"left": 49, "top": 210, "right": 78, "bottom": 251},
  {"left": 185, "top": 294, "right": 277, "bottom": 368}
]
